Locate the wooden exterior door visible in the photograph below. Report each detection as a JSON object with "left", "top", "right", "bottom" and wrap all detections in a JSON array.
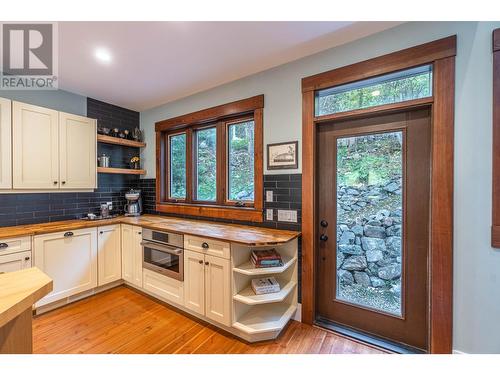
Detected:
[{"left": 316, "top": 108, "right": 431, "bottom": 351}]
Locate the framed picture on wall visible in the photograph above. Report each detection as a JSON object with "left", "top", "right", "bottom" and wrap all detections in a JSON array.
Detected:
[{"left": 267, "top": 141, "right": 299, "bottom": 170}]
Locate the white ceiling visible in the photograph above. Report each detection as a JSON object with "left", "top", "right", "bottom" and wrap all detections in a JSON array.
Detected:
[{"left": 58, "top": 22, "right": 401, "bottom": 111}]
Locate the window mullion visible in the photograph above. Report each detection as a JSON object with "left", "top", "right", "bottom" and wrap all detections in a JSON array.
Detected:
[
  {"left": 216, "top": 121, "right": 226, "bottom": 206},
  {"left": 186, "top": 128, "right": 193, "bottom": 203}
]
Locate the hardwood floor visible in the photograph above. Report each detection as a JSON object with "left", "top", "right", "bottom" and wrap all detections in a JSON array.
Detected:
[{"left": 32, "top": 286, "right": 385, "bottom": 354}]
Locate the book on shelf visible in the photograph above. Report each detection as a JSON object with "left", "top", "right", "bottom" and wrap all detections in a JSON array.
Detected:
[
  {"left": 251, "top": 277, "right": 281, "bottom": 295},
  {"left": 251, "top": 249, "right": 283, "bottom": 268}
]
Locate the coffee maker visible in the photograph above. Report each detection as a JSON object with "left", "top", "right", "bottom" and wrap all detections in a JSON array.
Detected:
[{"left": 124, "top": 189, "right": 143, "bottom": 217}]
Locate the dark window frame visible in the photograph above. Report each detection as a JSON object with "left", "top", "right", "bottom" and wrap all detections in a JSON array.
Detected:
[{"left": 155, "top": 95, "right": 264, "bottom": 222}]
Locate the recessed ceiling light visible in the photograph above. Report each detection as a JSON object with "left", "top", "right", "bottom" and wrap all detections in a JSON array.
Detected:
[{"left": 94, "top": 48, "right": 112, "bottom": 64}]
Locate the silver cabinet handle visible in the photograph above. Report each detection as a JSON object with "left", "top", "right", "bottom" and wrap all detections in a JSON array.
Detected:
[
  {"left": 0, "top": 243, "right": 8, "bottom": 249},
  {"left": 64, "top": 231, "right": 74, "bottom": 237}
]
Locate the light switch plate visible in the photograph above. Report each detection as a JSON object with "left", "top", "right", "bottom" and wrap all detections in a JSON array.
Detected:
[
  {"left": 278, "top": 209, "right": 297, "bottom": 223},
  {"left": 266, "top": 190, "right": 273, "bottom": 202},
  {"left": 266, "top": 209, "right": 274, "bottom": 221}
]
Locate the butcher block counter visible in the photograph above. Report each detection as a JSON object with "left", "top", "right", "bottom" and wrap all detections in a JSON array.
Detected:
[
  {"left": 0, "top": 214, "right": 300, "bottom": 246},
  {"left": 0, "top": 268, "right": 52, "bottom": 353}
]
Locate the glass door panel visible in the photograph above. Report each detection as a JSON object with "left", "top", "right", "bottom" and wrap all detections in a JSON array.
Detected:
[{"left": 335, "top": 131, "right": 403, "bottom": 316}]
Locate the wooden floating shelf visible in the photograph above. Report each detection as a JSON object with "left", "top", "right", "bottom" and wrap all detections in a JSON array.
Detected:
[
  {"left": 233, "top": 280, "right": 297, "bottom": 305},
  {"left": 233, "top": 256, "right": 297, "bottom": 276},
  {"left": 97, "top": 134, "right": 146, "bottom": 148},
  {"left": 97, "top": 167, "right": 146, "bottom": 175},
  {"left": 232, "top": 303, "right": 297, "bottom": 334}
]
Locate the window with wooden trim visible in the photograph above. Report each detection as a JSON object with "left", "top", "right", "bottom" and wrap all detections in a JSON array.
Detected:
[{"left": 155, "top": 95, "right": 264, "bottom": 222}]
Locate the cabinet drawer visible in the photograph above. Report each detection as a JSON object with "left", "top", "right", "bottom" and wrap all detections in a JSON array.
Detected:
[
  {"left": 0, "top": 236, "right": 31, "bottom": 256},
  {"left": 184, "top": 235, "right": 230, "bottom": 259},
  {"left": 0, "top": 250, "right": 32, "bottom": 274},
  {"left": 143, "top": 268, "right": 184, "bottom": 306}
]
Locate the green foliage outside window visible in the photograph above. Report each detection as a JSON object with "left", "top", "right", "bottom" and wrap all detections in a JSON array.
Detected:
[
  {"left": 337, "top": 132, "right": 402, "bottom": 187},
  {"left": 317, "top": 67, "right": 432, "bottom": 116},
  {"left": 228, "top": 121, "right": 255, "bottom": 201},
  {"left": 196, "top": 128, "right": 217, "bottom": 201},
  {"left": 170, "top": 133, "right": 186, "bottom": 199}
]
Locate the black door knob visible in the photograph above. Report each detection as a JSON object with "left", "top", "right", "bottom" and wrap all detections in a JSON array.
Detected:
[
  {"left": 319, "top": 234, "right": 328, "bottom": 241},
  {"left": 320, "top": 220, "right": 328, "bottom": 228}
]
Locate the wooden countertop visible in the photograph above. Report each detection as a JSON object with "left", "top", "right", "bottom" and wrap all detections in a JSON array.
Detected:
[
  {"left": 0, "top": 268, "right": 52, "bottom": 328},
  {"left": 0, "top": 214, "right": 300, "bottom": 246}
]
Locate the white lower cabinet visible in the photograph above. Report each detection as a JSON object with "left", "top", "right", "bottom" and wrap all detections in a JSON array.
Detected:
[
  {"left": 204, "top": 254, "right": 231, "bottom": 325},
  {"left": 121, "top": 224, "right": 143, "bottom": 288},
  {"left": 97, "top": 224, "right": 121, "bottom": 286},
  {"left": 184, "top": 249, "right": 231, "bottom": 326},
  {"left": 183, "top": 250, "right": 205, "bottom": 315},
  {"left": 0, "top": 251, "right": 32, "bottom": 274},
  {"left": 34, "top": 228, "right": 98, "bottom": 307},
  {"left": 143, "top": 268, "right": 184, "bottom": 305}
]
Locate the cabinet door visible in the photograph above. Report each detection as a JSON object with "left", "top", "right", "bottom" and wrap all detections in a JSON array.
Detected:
[
  {"left": 0, "top": 97, "right": 12, "bottom": 189},
  {"left": 59, "top": 112, "right": 96, "bottom": 189},
  {"left": 97, "top": 225, "right": 121, "bottom": 286},
  {"left": 121, "top": 225, "right": 143, "bottom": 288},
  {"left": 121, "top": 224, "right": 134, "bottom": 284},
  {"left": 183, "top": 249, "right": 205, "bottom": 315},
  {"left": 34, "top": 228, "right": 97, "bottom": 306},
  {"left": 133, "top": 227, "right": 143, "bottom": 287},
  {"left": 0, "top": 251, "right": 32, "bottom": 274},
  {"left": 12, "top": 101, "right": 59, "bottom": 189},
  {"left": 204, "top": 254, "right": 231, "bottom": 326}
]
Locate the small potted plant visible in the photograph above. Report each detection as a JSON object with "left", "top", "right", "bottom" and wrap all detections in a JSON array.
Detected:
[{"left": 130, "top": 156, "right": 140, "bottom": 170}]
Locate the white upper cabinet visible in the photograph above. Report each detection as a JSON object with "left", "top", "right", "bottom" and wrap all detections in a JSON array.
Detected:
[
  {"left": 12, "top": 101, "right": 59, "bottom": 189},
  {"left": 9, "top": 100, "right": 96, "bottom": 191},
  {"left": 0, "top": 98, "right": 12, "bottom": 189},
  {"left": 59, "top": 112, "right": 96, "bottom": 189}
]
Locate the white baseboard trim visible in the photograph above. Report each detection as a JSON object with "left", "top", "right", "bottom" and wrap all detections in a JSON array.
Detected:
[
  {"left": 453, "top": 349, "right": 468, "bottom": 354},
  {"left": 293, "top": 303, "right": 302, "bottom": 322}
]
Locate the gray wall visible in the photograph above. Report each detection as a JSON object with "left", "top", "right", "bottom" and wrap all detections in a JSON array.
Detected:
[
  {"left": 140, "top": 21, "right": 500, "bottom": 353},
  {"left": 0, "top": 89, "right": 87, "bottom": 115}
]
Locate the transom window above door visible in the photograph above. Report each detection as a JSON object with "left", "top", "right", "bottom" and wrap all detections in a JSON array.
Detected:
[
  {"left": 155, "top": 95, "right": 263, "bottom": 222},
  {"left": 315, "top": 64, "right": 433, "bottom": 116}
]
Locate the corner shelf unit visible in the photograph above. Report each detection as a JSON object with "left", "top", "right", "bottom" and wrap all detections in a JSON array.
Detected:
[
  {"left": 97, "top": 134, "right": 146, "bottom": 148},
  {"left": 231, "top": 239, "right": 299, "bottom": 342}
]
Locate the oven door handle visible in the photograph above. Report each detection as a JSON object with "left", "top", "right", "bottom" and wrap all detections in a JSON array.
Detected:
[{"left": 140, "top": 241, "right": 183, "bottom": 255}]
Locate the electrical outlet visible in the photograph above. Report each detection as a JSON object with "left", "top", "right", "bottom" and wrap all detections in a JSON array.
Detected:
[
  {"left": 106, "top": 201, "right": 113, "bottom": 210},
  {"left": 266, "top": 190, "right": 273, "bottom": 202},
  {"left": 277, "top": 209, "right": 297, "bottom": 223},
  {"left": 266, "top": 209, "right": 274, "bottom": 221}
]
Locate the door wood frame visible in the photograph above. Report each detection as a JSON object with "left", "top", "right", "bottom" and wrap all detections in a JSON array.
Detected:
[{"left": 301, "top": 35, "right": 456, "bottom": 353}]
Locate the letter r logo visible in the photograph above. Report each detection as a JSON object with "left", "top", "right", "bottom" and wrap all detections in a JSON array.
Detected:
[{"left": 2, "top": 24, "right": 53, "bottom": 76}]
